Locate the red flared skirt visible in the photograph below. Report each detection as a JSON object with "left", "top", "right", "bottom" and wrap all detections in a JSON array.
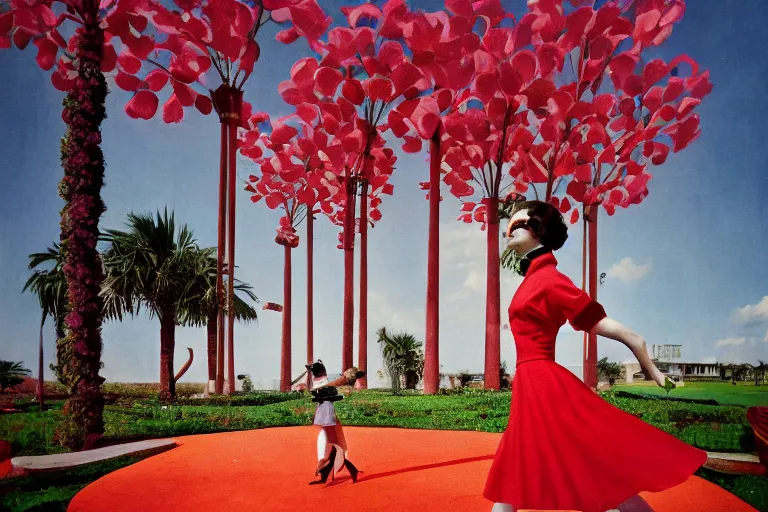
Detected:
[{"left": 483, "top": 360, "right": 707, "bottom": 512}]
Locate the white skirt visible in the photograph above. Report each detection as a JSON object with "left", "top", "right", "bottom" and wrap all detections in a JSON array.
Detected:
[{"left": 313, "top": 401, "right": 337, "bottom": 426}]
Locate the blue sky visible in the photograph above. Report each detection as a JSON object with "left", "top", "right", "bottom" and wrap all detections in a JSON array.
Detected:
[{"left": 1, "top": 0, "right": 767, "bottom": 388}]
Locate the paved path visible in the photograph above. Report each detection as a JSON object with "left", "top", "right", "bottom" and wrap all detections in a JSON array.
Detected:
[{"left": 65, "top": 427, "right": 757, "bottom": 512}]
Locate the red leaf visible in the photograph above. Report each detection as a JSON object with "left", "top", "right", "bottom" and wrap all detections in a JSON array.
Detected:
[
  {"left": 101, "top": 43, "right": 117, "bottom": 72},
  {"left": 173, "top": 82, "right": 196, "bottom": 107},
  {"left": 642, "top": 59, "right": 669, "bottom": 92},
  {"left": 276, "top": 27, "right": 300, "bottom": 44},
  {"left": 559, "top": 196, "right": 571, "bottom": 213},
  {"left": 570, "top": 209, "right": 579, "bottom": 224},
  {"left": 342, "top": 79, "right": 365, "bottom": 105},
  {"left": 390, "top": 61, "right": 423, "bottom": 98},
  {"left": 666, "top": 115, "right": 700, "bottom": 153},
  {"left": 144, "top": 69, "right": 169, "bottom": 92},
  {"left": 315, "top": 67, "right": 343, "bottom": 98},
  {"left": 566, "top": 179, "right": 587, "bottom": 202},
  {"left": 34, "top": 38, "right": 58, "bottom": 71},
  {"left": 239, "top": 40, "right": 260, "bottom": 75},
  {"left": 126, "top": 35, "right": 154, "bottom": 61},
  {"left": 118, "top": 51, "right": 141, "bottom": 74},
  {"left": 574, "top": 164, "right": 592, "bottom": 182},
  {"left": 608, "top": 53, "right": 636, "bottom": 91},
  {"left": 13, "top": 29, "right": 32, "bottom": 50},
  {"left": 363, "top": 76, "right": 395, "bottom": 102},
  {"left": 51, "top": 67, "right": 75, "bottom": 92},
  {"left": 195, "top": 94, "right": 213, "bottom": 116},
  {"left": 162, "top": 94, "right": 184, "bottom": 123},
  {"left": 115, "top": 71, "right": 143, "bottom": 91},
  {"left": 402, "top": 136, "right": 422, "bottom": 153},
  {"left": 381, "top": 183, "right": 394, "bottom": 195},
  {"left": 125, "top": 90, "right": 159, "bottom": 120},
  {"left": 677, "top": 97, "right": 701, "bottom": 119},
  {"left": 522, "top": 79, "right": 556, "bottom": 111}
]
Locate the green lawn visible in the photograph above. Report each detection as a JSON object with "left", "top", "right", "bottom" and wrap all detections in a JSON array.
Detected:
[
  {"left": 614, "top": 381, "right": 768, "bottom": 407},
  {"left": 0, "top": 388, "right": 766, "bottom": 511}
]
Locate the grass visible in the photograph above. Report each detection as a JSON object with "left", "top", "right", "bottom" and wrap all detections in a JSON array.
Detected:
[
  {"left": 1, "top": 387, "right": 766, "bottom": 511},
  {"left": 0, "top": 455, "right": 147, "bottom": 512},
  {"left": 614, "top": 381, "right": 768, "bottom": 408}
]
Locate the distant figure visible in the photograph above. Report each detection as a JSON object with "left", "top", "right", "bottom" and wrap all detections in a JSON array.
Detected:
[
  {"left": 306, "top": 360, "right": 363, "bottom": 485},
  {"left": 484, "top": 200, "right": 707, "bottom": 512}
]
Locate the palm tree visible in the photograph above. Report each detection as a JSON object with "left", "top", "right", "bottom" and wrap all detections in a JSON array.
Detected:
[
  {"left": 376, "top": 327, "right": 425, "bottom": 394},
  {"left": 0, "top": 361, "right": 32, "bottom": 392},
  {"left": 101, "top": 209, "right": 201, "bottom": 398},
  {"left": 755, "top": 360, "right": 766, "bottom": 386},
  {"left": 178, "top": 246, "right": 259, "bottom": 393},
  {"left": 23, "top": 244, "right": 69, "bottom": 407}
]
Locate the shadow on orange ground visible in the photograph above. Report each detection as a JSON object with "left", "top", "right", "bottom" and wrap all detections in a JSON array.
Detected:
[{"left": 67, "top": 427, "right": 756, "bottom": 512}]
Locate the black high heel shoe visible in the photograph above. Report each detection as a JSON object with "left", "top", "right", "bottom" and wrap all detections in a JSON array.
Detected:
[
  {"left": 343, "top": 459, "right": 360, "bottom": 483},
  {"left": 310, "top": 447, "right": 337, "bottom": 485}
]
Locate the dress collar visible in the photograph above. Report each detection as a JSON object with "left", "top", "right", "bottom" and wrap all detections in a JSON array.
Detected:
[{"left": 520, "top": 249, "right": 556, "bottom": 277}]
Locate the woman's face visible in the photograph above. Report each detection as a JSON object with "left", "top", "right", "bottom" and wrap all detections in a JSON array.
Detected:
[{"left": 505, "top": 209, "right": 539, "bottom": 254}]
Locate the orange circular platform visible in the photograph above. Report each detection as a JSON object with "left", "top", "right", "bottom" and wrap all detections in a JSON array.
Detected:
[{"left": 68, "top": 427, "right": 757, "bottom": 512}]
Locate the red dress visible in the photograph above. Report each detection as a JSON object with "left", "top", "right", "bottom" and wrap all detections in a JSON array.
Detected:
[{"left": 483, "top": 252, "right": 707, "bottom": 511}]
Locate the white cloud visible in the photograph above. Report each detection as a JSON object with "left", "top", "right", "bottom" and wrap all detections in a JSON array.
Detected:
[
  {"left": 733, "top": 296, "right": 768, "bottom": 323},
  {"left": 606, "top": 257, "right": 652, "bottom": 283},
  {"left": 701, "top": 356, "right": 717, "bottom": 364},
  {"left": 715, "top": 337, "right": 748, "bottom": 347}
]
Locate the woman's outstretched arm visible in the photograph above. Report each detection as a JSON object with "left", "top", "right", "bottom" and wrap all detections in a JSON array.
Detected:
[{"left": 592, "top": 317, "right": 667, "bottom": 387}]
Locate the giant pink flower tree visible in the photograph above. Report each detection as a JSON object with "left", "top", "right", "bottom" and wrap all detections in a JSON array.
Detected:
[
  {"left": 115, "top": 0, "right": 330, "bottom": 394},
  {"left": 386, "top": 0, "right": 501, "bottom": 393},
  {"left": 442, "top": 0, "right": 710, "bottom": 389},
  {"left": 277, "top": 4, "right": 426, "bottom": 378},
  {"left": 240, "top": 108, "right": 343, "bottom": 390},
  {"left": 513, "top": 0, "right": 711, "bottom": 388}
]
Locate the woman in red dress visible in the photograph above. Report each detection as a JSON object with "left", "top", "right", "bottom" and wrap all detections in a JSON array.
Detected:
[{"left": 484, "top": 200, "right": 707, "bottom": 512}]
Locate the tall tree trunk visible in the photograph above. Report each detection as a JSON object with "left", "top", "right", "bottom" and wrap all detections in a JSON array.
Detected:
[
  {"left": 585, "top": 206, "right": 599, "bottom": 390},
  {"left": 226, "top": 117, "right": 238, "bottom": 395},
  {"left": 307, "top": 213, "right": 314, "bottom": 364},
  {"left": 582, "top": 206, "right": 588, "bottom": 383},
  {"left": 37, "top": 315, "right": 45, "bottom": 409},
  {"left": 159, "top": 313, "right": 176, "bottom": 398},
  {"left": 424, "top": 129, "right": 441, "bottom": 394},
  {"left": 357, "top": 182, "right": 369, "bottom": 388},
  {"left": 483, "top": 196, "right": 501, "bottom": 390},
  {"left": 58, "top": 4, "right": 106, "bottom": 449},
  {"left": 207, "top": 313, "right": 217, "bottom": 393},
  {"left": 280, "top": 244, "right": 292, "bottom": 391},
  {"left": 215, "top": 122, "right": 227, "bottom": 395},
  {"left": 341, "top": 177, "right": 357, "bottom": 370}
]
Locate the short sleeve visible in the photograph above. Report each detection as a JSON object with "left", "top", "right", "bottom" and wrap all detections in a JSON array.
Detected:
[{"left": 548, "top": 271, "right": 607, "bottom": 332}]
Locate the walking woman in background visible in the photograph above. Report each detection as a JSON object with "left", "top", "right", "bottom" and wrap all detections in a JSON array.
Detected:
[
  {"left": 306, "top": 360, "right": 363, "bottom": 485},
  {"left": 484, "top": 200, "right": 707, "bottom": 512}
]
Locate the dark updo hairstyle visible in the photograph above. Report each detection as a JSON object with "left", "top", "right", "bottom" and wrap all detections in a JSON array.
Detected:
[
  {"left": 310, "top": 361, "right": 327, "bottom": 378},
  {"left": 514, "top": 200, "right": 568, "bottom": 251}
]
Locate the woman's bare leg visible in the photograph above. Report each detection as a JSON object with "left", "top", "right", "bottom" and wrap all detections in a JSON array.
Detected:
[{"left": 491, "top": 503, "right": 514, "bottom": 512}]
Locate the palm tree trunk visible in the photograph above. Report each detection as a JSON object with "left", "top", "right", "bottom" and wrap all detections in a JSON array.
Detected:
[
  {"left": 357, "top": 181, "right": 368, "bottom": 388},
  {"left": 424, "top": 129, "right": 441, "bottom": 394},
  {"left": 37, "top": 314, "right": 45, "bottom": 409},
  {"left": 159, "top": 313, "right": 176, "bottom": 398},
  {"left": 207, "top": 313, "right": 217, "bottom": 393},
  {"left": 483, "top": 196, "right": 501, "bottom": 390},
  {"left": 58, "top": 1, "right": 106, "bottom": 449},
  {"left": 307, "top": 213, "right": 314, "bottom": 364},
  {"left": 341, "top": 177, "right": 357, "bottom": 370},
  {"left": 280, "top": 244, "right": 292, "bottom": 391}
]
